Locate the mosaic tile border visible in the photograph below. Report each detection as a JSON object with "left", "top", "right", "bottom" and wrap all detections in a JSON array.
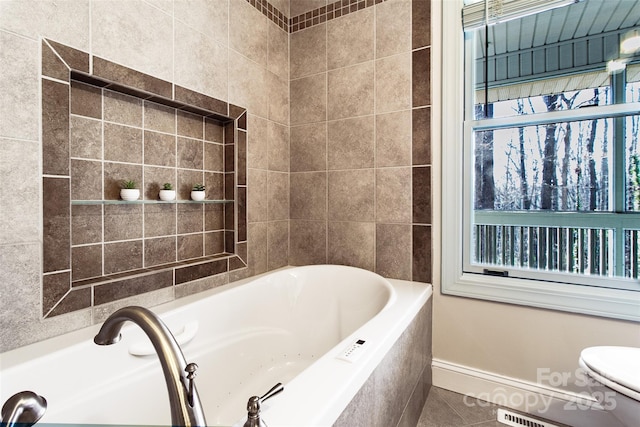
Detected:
[
  {"left": 41, "top": 38, "right": 248, "bottom": 318},
  {"left": 289, "top": 0, "right": 385, "bottom": 32},
  {"left": 246, "top": 0, "right": 391, "bottom": 34},
  {"left": 247, "top": 0, "right": 289, "bottom": 31}
]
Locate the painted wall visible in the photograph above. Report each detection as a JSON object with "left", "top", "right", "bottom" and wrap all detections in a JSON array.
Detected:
[
  {"left": 0, "top": 0, "right": 290, "bottom": 352},
  {"left": 430, "top": 0, "right": 640, "bottom": 404},
  {"left": 433, "top": 293, "right": 640, "bottom": 392}
]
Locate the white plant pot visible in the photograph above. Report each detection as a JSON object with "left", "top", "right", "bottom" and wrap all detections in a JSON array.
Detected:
[
  {"left": 159, "top": 189, "right": 176, "bottom": 201},
  {"left": 190, "top": 190, "right": 205, "bottom": 201},
  {"left": 120, "top": 188, "right": 140, "bottom": 201}
]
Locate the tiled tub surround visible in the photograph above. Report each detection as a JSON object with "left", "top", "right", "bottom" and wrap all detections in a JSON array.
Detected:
[
  {"left": 286, "top": 2, "right": 434, "bottom": 421},
  {"left": 1, "top": 266, "right": 431, "bottom": 427},
  {"left": 41, "top": 39, "right": 248, "bottom": 318},
  {"left": 289, "top": 0, "right": 432, "bottom": 283},
  {"left": 1, "top": 0, "right": 431, "bottom": 357},
  {"left": 334, "top": 298, "right": 433, "bottom": 427}
]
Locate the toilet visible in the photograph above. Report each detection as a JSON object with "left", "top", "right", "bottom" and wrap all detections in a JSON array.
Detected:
[{"left": 579, "top": 346, "right": 640, "bottom": 427}]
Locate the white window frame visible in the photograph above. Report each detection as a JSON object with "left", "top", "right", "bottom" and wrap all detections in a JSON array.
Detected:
[{"left": 441, "top": 0, "right": 640, "bottom": 322}]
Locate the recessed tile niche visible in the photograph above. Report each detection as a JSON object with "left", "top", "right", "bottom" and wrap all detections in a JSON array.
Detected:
[{"left": 41, "top": 39, "right": 248, "bottom": 318}]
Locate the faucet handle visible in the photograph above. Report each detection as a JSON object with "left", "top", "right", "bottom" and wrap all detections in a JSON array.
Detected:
[
  {"left": 244, "top": 383, "right": 284, "bottom": 427},
  {"left": 185, "top": 362, "right": 198, "bottom": 378},
  {"left": 184, "top": 363, "right": 198, "bottom": 407},
  {"left": 259, "top": 383, "right": 284, "bottom": 403}
]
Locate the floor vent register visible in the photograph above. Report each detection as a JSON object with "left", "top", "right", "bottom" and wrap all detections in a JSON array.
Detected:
[{"left": 497, "top": 408, "right": 560, "bottom": 427}]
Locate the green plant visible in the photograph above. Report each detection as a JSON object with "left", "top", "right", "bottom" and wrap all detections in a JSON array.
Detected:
[
  {"left": 121, "top": 180, "right": 137, "bottom": 189},
  {"left": 162, "top": 182, "right": 173, "bottom": 191},
  {"left": 192, "top": 183, "right": 205, "bottom": 192}
]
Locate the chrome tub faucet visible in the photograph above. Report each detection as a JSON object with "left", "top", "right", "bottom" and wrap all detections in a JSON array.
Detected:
[
  {"left": 243, "top": 383, "right": 284, "bottom": 427},
  {"left": 94, "top": 306, "right": 207, "bottom": 427}
]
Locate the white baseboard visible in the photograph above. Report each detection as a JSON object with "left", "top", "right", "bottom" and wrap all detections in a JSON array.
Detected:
[{"left": 431, "top": 359, "right": 624, "bottom": 427}]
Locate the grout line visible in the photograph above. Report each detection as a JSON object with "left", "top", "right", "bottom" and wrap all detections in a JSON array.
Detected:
[
  {"left": 100, "top": 87, "right": 105, "bottom": 279},
  {"left": 88, "top": 0, "right": 93, "bottom": 75},
  {"left": 142, "top": 101, "right": 147, "bottom": 268},
  {"left": 325, "top": 18, "right": 329, "bottom": 264},
  {"left": 373, "top": 0, "right": 378, "bottom": 272},
  {"left": 41, "top": 75, "right": 70, "bottom": 86},
  {"left": 409, "top": 0, "right": 414, "bottom": 281},
  {"left": 42, "top": 174, "right": 71, "bottom": 179}
]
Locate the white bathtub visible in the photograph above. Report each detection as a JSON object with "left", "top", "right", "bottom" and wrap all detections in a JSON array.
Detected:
[{"left": 0, "top": 265, "right": 432, "bottom": 427}]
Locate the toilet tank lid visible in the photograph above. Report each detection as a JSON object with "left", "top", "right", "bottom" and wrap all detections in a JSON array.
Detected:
[{"left": 580, "top": 346, "right": 640, "bottom": 394}]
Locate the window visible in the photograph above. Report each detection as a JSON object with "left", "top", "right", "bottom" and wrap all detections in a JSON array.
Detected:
[{"left": 442, "top": 0, "right": 640, "bottom": 321}]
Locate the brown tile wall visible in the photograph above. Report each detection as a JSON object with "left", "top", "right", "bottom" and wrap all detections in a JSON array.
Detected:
[
  {"left": 289, "top": 0, "right": 432, "bottom": 284},
  {"left": 41, "top": 40, "right": 248, "bottom": 319},
  {"left": 3, "top": 0, "right": 431, "bottom": 353},
  {"left": 412, "top": 0, "right": 432, "bottom": 283},
  {"left": 2, "top": 0, "right": 292, "bottom": 352}
]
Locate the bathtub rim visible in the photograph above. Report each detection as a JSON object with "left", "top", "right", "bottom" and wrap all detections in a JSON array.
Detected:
[
  {"left": 258, "top": 272, "right": 432, "bottom": 427},
  {"left": 1, "top": 266, "right": 290, "bottom": 370},
  {"left": 1, "top": 265, "right": 397, "bottom": 366},
  {"left": 0, "top": 265, "right": 432, "bottom": 427}
]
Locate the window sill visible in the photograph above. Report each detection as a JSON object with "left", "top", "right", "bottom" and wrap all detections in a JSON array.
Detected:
[{"left": 442, "top": 271, "right": 640, "bottom": 322}]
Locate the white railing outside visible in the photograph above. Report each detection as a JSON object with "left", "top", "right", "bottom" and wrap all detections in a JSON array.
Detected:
[{"left": 473, "top": 211, "right": 640, "bottom": 278}]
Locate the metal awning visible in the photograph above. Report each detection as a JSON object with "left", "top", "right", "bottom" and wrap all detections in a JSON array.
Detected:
[
  {"left": 476, "top": 64, "right": 640, "bottom": 103},
  {"left": 469, "top": 0, "right": 640, "bottom": 102}
]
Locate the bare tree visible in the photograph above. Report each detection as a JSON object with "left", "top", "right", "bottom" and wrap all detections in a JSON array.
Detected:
[
  {"left": 559, "top": 93, "right": 579, "bottom": 210},
  {"left": 560, "top": 124, "right": 572, "bottom": 210},
  {"left": 586, "top": 122, "right": 599, "bottom": 211},
  {"left": 601, "top": 118, "right": 609, "bottom": 211},
  {"left": 475, "top": 104, "right": 496, "bottom": 209},
  {"left": 541, "top": 94, "right": 560, "bottom": 210},
  {"left": 585, "top": 89, "right": 600, "bottom": 211},
  {"left": 516, "top": 99, "right": 531, "bottom": 209}
]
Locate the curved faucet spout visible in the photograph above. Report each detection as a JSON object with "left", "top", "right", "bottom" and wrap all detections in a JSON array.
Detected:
[
  {"left": 1, "top": 391, "right": 47, "bottom": 427},
  {"left": 94, "top": 306, "right": 207, "bottom": 427}
]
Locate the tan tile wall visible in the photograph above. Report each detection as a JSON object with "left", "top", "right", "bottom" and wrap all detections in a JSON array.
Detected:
[
  {"left": 0, "top": 0, "right": 432, "bottom": 352},
  {"left": 289, "top": 0, "right": 432, "bottom": 282},
  {"left": 0, "top": 0, "right": 289, "bottom": 352}
]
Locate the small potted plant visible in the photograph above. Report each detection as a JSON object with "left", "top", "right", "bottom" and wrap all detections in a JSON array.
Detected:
[
  {"left": 159, "top": 182, "right": 176, "bottom": 201},
  {"left": 191, "top": 183, "right": 206, "bottom": 201},
  {"left": 120, "top": 180, "right": 140, "bottom": 201}
]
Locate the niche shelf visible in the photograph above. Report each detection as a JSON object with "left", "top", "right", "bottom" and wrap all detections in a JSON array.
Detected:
[
  {"left": 41, "top": 38, "right": 249, "bottom": 319},
  {"left": 71, "top": 200, "right": 234, "bottom": 205}
]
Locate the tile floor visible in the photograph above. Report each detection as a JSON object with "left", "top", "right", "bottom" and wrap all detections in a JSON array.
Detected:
[{"left": 416, "top": 386, "right": 572, "bottom": 427}]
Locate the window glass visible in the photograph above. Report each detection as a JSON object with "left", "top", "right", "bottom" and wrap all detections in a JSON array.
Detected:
[
  {"left": 474, "top": 87, "right": 612, "bottom": 120},
  {"left": 467, "top": 1, "right": 640, "bottom": 120},
  {"left": 442, "top": 0, "right": 640, "bottom": 321},
  {"left": 626, "top": 81, "right": 640, "bottom": 212},
  {"left": 464, "top": 0, "right": 640, "bottom": 283},
  {"left": 473, "top": 117, "right": 618, "bottom": 213}
]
